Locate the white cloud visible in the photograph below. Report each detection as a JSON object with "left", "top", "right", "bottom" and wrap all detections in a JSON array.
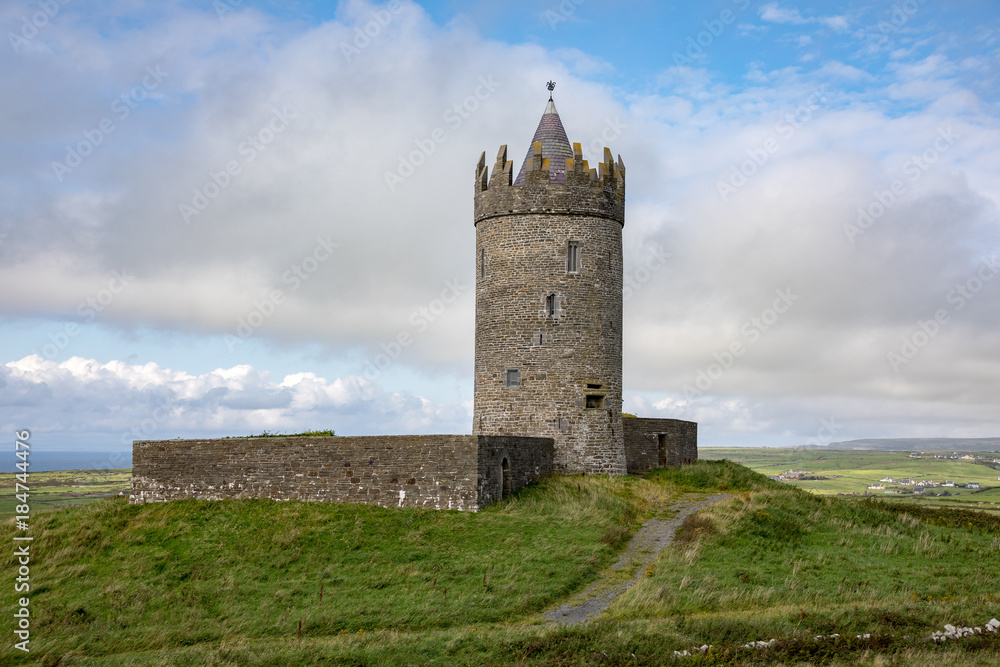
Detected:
[
  {"left": 738, "top": 23, "right": 770, "bottom": 37},
  {"left": 759, "top": 2, "right": 849, "bottom": 32},
  {"left": 551, "top": 47, "right": 615, "bottom": 77},
  {"left": 620, "top": 50, "right": 1000, "bottom": 443},
  {"left": 820, "top": 15, "right": 849, "bottom": 32},
  {"left": 1, "top": 355, "right": 472, "bottom": 447},
  {"left": 3, "top": 1, "right": 1000, "bottom": 449},
  {"left": 817, "top": 60, "right": 873, "bottom": 81},
  {"left": 760, "top": 3, "right": 808, "bottom": 24}
]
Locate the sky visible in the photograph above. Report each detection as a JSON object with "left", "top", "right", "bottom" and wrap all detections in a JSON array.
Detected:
[{"left": 2, "top": 0, "right": 999, "bottom": 458}]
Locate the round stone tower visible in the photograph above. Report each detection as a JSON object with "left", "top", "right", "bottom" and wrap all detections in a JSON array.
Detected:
[{"left": 472, "top": 90, "right": 626, "bottom": 475}]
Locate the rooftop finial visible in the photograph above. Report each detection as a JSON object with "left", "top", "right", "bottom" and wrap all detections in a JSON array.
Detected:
[{"left": 546, "top": 80, "right": 556, "bottom": 100}]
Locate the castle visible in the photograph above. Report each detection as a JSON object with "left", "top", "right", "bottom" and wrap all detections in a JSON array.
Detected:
[
  {"left": 130, "top": 87, "right": 697, "bottom": 510},
  {"left": 473, "top": 90, "right": 627, "bottom": 475}
]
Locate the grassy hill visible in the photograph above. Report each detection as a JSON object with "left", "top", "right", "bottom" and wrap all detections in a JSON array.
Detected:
[
  {"left": 3, "top": 462, "right": 999, "bottom": 665},
  {"left": 702, "top": 448, "right": 1000, "bottom": 515}
]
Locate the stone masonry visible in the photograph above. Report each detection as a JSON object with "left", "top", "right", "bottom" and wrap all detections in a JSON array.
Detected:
[
  {"left": 623, "top": 418, "right": 698, "bottom": 474},
  {"left": 131, "top": 435, "right": 553, "bottom": 512},
  {"left": 473, "top": 101, "right": 628, "bottom": 475}
]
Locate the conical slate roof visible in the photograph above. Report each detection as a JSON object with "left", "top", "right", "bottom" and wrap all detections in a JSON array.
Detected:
[{"left": 513, "top": 98, "right": 574, "bottom": 185}]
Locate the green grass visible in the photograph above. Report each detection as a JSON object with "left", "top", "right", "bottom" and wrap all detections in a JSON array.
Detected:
[
  {"left": 595, "top": 462, "right": 1000, "bottom": 665},
  {"left": 253, "top": 429, "right": 337, "bottom": 437},
  {"left": 613, "top": 489, "right": 1000, "bottom": 621},
  {"left": 0, "top": 474, "right": 673, "bottom": 665},
  {"left": 702, "top": 448, "right": 1000, "bottom": 515},
  {"left": 3, "top": 461, "right": 999, "bottom": 666},
  {"left": 0, "top": 469, "right": 130, "bottom": 515}
]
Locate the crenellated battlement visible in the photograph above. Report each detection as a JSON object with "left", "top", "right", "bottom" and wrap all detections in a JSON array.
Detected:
[{"left": 474, "top": 141, "right": 625, "bottom": 226}]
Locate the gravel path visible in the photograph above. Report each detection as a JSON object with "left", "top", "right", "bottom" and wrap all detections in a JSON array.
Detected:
[{"left": 543, "top": 492, "right": 731, "bottom": 626}]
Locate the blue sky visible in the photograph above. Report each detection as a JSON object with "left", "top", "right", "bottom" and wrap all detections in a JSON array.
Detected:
[{"left": 2, "top": 0, "right": 999, "bottom": 454}]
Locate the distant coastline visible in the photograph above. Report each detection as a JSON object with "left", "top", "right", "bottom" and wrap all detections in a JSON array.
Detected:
[
  {"left": 701, "top": 438, "right": 1000, "bottom": 452},
  {"left": 823, "top": 437, "right": 1000, "bottom": 452},
  {"left": 2, "top": 451, "right": 131, "bottom": 473}
]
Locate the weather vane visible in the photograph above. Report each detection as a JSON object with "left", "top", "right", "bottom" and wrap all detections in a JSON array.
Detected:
[{"left": 547, "top": 80, "right": 556, "bottom": 100}]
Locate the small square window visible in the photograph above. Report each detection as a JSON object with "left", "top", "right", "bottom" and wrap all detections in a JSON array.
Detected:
[
  {"left": 505, "top": 369, "right": 520, "bottom": 388},
  {"left": 585, "top": 395, "right": 604, "bottom": 409}
]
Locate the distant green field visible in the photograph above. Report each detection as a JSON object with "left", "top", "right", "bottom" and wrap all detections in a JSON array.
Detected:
[
  {"left": 702, "top": 448, "right": 1000, "bottom": 515},
  {"left": 0, "top": 468, "right": 130, "bottom": 514}
]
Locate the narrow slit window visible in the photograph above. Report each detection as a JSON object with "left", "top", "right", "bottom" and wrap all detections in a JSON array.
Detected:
[
  {"left": 545, "top": 293, "right": 556, "bottom": 317},
  {"left": 505, "top": 369, "right": 520, "bottom": 388},
  {"left": 567, "top": 241, "right": 580, "bottom": 273},
  {"left": 480, "top": 248, "right": 486, "bottom": 279}
]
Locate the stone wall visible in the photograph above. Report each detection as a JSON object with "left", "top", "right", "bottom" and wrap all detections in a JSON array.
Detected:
[
  {"left": 131, "top": 435, "right": 553, "bottom": 511},
  {"left": 623, "top": 418, "right": 698, "bottom": 473},
  {"left": 473, "top": 143, "right": 627, "bottom": 475},
  {"left": 476, "top": 435, "right": 555, "bottom": 506}
]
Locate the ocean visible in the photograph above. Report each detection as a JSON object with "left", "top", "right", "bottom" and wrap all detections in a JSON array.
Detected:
[{"left": 3, "top": 451, "right": 131, "bottom": 473}]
